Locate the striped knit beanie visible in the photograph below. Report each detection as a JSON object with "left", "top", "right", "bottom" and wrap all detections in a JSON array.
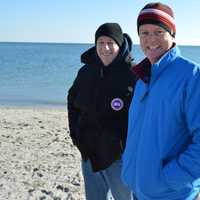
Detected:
[{"left": 137, "top": 2, "right": 176, "bottom": 37}]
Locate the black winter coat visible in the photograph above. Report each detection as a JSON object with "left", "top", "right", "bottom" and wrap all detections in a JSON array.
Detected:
[{"left": 67, "top": 38, "right": 137, "bottom": 171}]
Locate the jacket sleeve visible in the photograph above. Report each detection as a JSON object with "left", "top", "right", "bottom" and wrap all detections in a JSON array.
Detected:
[
  {"left": 163, "top": 67, "right": 200, "bottom": 190},
  {"left": 67, "top": 74, "right": 80, "bottom": 146}
]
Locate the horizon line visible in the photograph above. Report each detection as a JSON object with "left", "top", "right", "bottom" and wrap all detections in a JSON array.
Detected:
[{"left": 0, "top": 41, "right": 199, "bottom": 47}]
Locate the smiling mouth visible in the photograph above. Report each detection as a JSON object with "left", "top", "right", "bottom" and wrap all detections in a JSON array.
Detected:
[
  {"left": 102, "top": 54, "right": 112, "bottom": 56},
  {"left": 147, "top": 45, "right": 159, "bottom": 50}
]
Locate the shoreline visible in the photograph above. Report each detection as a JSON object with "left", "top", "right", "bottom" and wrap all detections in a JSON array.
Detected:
[
  {"left": 0, "top": 105, "right": 66, "bottom": 111},
  {"left": 0, "top": 106, "right": 85, "bottom": 199},
  {"left": 0, "top": 102, "right": 67, "bottom": 111}
]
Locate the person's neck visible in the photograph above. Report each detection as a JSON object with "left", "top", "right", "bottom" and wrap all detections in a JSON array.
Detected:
[{"left": 150, "top": 43, "right": 175, "bottom": 64}]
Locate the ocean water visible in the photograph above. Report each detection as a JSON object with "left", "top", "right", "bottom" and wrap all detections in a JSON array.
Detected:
[{"left": 0, "top": 42, "right": 199, "bottom": 108}]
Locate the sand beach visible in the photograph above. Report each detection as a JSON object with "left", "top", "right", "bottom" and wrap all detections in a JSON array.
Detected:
[{"left": 0, "top": 107, "right": 85, "bottom": 200}]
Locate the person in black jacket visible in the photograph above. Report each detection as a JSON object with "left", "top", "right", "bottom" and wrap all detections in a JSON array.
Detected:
[{"left": 67, "top": 22, "right": 137, "bottom": 200}]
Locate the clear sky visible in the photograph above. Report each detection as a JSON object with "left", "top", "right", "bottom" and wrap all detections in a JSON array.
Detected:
[{"left": 0, "top": 0, "right": 199, "bottom": 45}]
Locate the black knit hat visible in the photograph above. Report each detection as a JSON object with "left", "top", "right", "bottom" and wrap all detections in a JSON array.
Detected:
[{"left": 95, "top": 23, "right": 124, "bottom": 47}]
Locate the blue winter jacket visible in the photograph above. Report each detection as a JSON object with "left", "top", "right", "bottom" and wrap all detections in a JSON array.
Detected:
[{"left": 122, "top": 46, "right": 200, "bottom": 200}]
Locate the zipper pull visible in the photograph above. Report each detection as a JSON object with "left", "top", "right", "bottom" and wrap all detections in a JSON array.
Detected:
[
  {"left": 140, "top": 91, "right": 149, "bottom": 102},
  {"left": 140, "top": 85, "right": 149, "bottom": 102}
]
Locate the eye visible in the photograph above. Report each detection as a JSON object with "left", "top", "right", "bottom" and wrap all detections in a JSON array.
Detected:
[
  {"left": 139, "top": 31, "right": 149, "bottom": 37},
  {"left": 107, "top": 41, "right": 114, "bottom": 46},
  {"left": 155, "top": 30, "right": 165, "bottom": 36},
  {"left": 97, "top": 41, "right": 104, "bottom": 46}
]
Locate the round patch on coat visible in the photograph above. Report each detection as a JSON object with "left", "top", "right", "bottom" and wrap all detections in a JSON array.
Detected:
[{"left": 111, "top": 98, "right": 124, "bottom": 111}]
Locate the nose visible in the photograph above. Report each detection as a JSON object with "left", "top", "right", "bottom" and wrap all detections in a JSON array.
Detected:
[
  {"left": 103, "top": 43, "right": 110, "bottom": 50},
  {"left": 148, "top": 33, "right": 157, "bottom": 42}
]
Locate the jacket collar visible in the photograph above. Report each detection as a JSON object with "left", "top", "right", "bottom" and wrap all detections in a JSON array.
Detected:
[
  {"left": 131, "top": 43, "right": 180, "bottom": 83},
  {"left": 131, "top": 58, "right": 151, "bottom": 83}
]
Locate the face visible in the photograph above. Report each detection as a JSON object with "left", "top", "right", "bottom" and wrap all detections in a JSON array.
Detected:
[
  {"left": 96, "top": 36, "right": 120, "bottom": 66},
  {"left": 139, "top": 24, "right": 174, "bottom": 64}
]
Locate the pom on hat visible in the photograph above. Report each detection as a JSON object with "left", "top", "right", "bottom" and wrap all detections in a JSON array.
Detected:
[
  {"left": 137, "top": 2, "right": 176, "bottom": 37},
  {"left": 95, "top": 23, "right": 124, "bottom": 47}
]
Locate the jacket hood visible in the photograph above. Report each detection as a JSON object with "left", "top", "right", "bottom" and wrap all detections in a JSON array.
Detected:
[{"left": 81, "top": 34, "right": 133, "bottom": 68}]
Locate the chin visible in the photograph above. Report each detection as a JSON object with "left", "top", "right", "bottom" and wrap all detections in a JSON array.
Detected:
[{"left": 103, "top": 60, "right": 112, "bottom": 66}]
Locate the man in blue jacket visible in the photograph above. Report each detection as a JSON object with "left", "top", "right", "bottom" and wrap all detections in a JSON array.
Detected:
[{"left": 122, "top": 2, "right": 200, "bottom": 200}]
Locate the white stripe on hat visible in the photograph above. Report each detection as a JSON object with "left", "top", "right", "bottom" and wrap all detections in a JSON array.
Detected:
[{"left": 139, "top": 8, "right": 175, "bottom": 26}]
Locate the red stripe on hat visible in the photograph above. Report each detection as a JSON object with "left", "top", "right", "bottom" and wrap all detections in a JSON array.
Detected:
[
  {"left": 138, "top": 13, "right": 176, "bottom": 33},
  {"left": 139, "top": 8, "right": 175, "bottom": 25}
]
